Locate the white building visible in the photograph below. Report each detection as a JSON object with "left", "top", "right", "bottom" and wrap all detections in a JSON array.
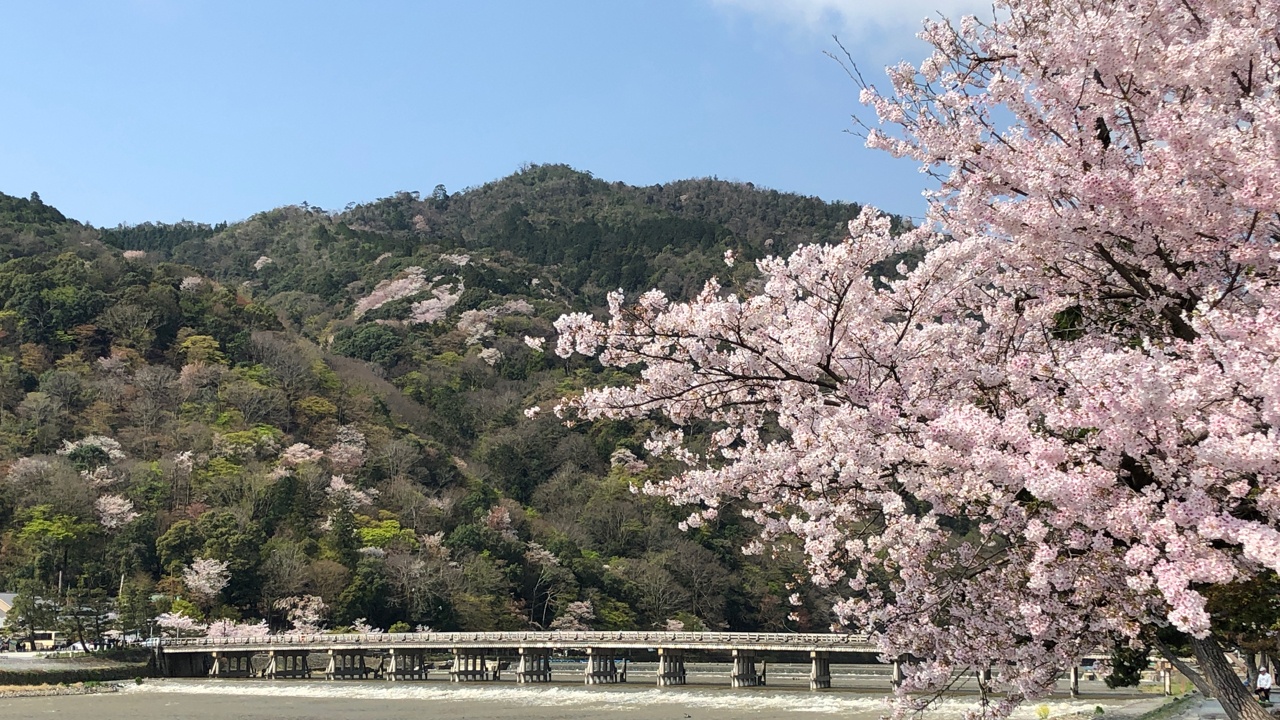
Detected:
[{"left": 0, "top": 593, "right": 16, "bottom": 628}]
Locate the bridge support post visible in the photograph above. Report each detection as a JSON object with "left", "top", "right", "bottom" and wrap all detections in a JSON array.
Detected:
[
  {"left": 386, "top": 648, "right": 428, "bottom": 681},
  {"left": 451, "top": 649, "right": 491, "bottom": 682},
  {"left": 1070, "top": 666, "right": 1080, "bottom": 697},
  {"left": 891, "top": 658, "right": 903, "bottom": 687},
  {"left": 810, "top": 651, "right": 831, "bottom": 690},
  {"left": 731, "top": 649, "right": 764, "bottom": 687},
  {"left": 516, "top": 647, "right": 551, "bottom": 683},
  {"left": 657, "top": 648, "right": 686, "bottom": 686},
  {"left": 210, "top": 651, "right": 255, "bottom": 678},
  {"left": 265, "top": 650, "right": 311, "bottom": 679},
  {"left": 325, "top": 650, "right": 367, "bottom": 680},
  {"left": 585, "top": 648, "right": 622, "bottom": 685}
]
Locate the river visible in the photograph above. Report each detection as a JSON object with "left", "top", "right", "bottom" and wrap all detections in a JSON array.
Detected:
[{"left": 0, "top": 663, "right": 1169, "bottom": 719}]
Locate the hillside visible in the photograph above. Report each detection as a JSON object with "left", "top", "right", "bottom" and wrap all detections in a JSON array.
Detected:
[{"left": 0, "top": 167, "right": 898, "bottom": 640}]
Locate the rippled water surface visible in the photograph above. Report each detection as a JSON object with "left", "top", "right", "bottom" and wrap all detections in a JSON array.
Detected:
[{"left": 0, "top": 663, "right": 1170, "bottom": 720}]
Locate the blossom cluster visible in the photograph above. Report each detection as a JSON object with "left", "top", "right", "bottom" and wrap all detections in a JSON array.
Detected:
[
  {"left": 57, "top": 435, "right": 126, "bottom": 462},
  {"left": 353, "top": 267, "right": 429, "bottom": 318},
  {"left": 554, "top": 1, "right": 1280, "bottom": 713},
  {"left": 483, "top": 505, "right": 518, "bottom": 543},
  {"left": 94, "top": 494, "right": 138, "bottom": 529},
  {"left": 407, "top": 285, "right": 462, "bottom": 324},
  {"left": 325, "top": 475, "right": 377, "bottom": 509},
  {"left": 279, "top": 442, "right": 325, "bottom": 466},
  {"left": 274, "top": 594, "right": 327, "bottom": 634},
  {"left": 549, "top": 600, "right": 594, "bottom": 631},
  {"left": 326, "top": 425, "right": 367, "bottom": 472},
  {"left": 183, "top": 557, "right": 231, "bottom": 602}
]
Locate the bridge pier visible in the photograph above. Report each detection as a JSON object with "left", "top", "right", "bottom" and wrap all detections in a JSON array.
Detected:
[
  {"left": 451, "top": 649, "right": 492, "bottom": 682},
  {"left": 515, "top": 647, "right": 551, "bottom": 683},
  {"left": 891, "top": 658, "right": 903, "bottom": 687},
  {"left": 265, "top": 650, "right": 311, "bottom": 679},
  {"left": 810, "top": 651, "right": 832, "bottom": 690},
  {"left": 584, "top": 648, "right": 624, "bottom": 684},
  {"left": 656, "top": 648, "right": 686, "bottom": 686},
  {"left": 731, "top": 649, "right": 765, "bottom": 687},
  {"left": 325, "top": 649, "right": 368, "bottom": 680},
  {"left": 210, "top": 650, "right": 256, "bottom": 678},
  {"left": 161, "top": 650, "right": 210, "bottom": 678},
  {"left": 385, "top": 648, "right": 429, "bottom": 681}
]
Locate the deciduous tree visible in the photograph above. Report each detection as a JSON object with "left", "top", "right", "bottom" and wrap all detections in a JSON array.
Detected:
[{"left": 555, "top": 2, "right": 1280, "bottom": 717}]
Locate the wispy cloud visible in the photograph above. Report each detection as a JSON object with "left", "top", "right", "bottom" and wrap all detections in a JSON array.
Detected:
[{"left": 709, "top": 0, "right": 992, "bottom": 39}]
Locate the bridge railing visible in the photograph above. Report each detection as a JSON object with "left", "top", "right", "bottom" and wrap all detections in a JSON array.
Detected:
[{"left": 156, "top": 630, "right": 876, "bottom": 649}]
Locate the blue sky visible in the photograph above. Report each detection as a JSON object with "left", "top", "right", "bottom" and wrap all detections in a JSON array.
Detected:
[{"left": 0, "top": 0, "right": 985, "bottom": 227}]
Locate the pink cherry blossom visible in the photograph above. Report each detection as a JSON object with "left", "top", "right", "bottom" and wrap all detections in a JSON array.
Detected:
[
  {"left": 205, "top": 619, "right": 270, "bottom": 638},
  {"left": 353, "top": 267, "right": 429, "bottom": 318},
  {"left": 554, "top": 2, "right": 1280, "bottom": 717},
  {"left": 274, "top": 594, "right": 327, "bottom": 634},
  {"left": 279, "top": 442, "right": 324, "bottom": 466},
  {"left": 95, "top": 494, "right": 138, "bottom": 529},
  {"left": 156, "top": 612, "right": 206, "bottom": 637},
  {"left": 549, "top": 600, "right": 595, "bottom": 631},
  {"left": 325, "top": 474, "right": 377, "bottom": 509},
  {"left": 183, "top": 557, "right": 231, "bottom": 602}
]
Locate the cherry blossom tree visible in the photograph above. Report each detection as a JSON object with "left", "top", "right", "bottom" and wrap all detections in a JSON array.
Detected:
[
  {"left": 280, "top": 442, "right": 325, "bottom": 466},
  {"left": 353, "top": 267, "right": 429, "bottom": 318},
  {"left": 183, "top": 557, "right": 231, "bottom": 605},
  {"left": 483, "top": 505, "right": 519, "bottom": 543},
  {"left": 205, "top": 619, "right": 270, "bottom": 638},
  {"left": 549, "top": 600, "right": 595, "bottom": 631},
  {"left": 274, "top": 594, "right": 327, "bottom": 634},
  {"left": 408, "top": 285, "right": 462, "bottom": 325},
  {"left": 156, "top": 612, "right": 206, "bottom": 638},
  {"left": 326, "top": 425, "right": 367, "bottom": 473},
  {"left": 555, "top": 2, "right": 1280, "bottom": 718},
  {"left": 325, "top": 475, "right": 377, "bottom": 509},
  {"left": 94, "top": 494, "right": 138, "bottom": 529}
]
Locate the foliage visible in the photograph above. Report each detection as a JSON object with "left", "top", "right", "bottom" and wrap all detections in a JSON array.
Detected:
[
  {"left": 1104, "top": 644, "right": 1149, "bottom": 689},
  {"left": 0, "top": 161, "right": 863, "bottom": 651},
  {"left": 554, "top": 1, "right": 1280, "bottom": 718}
]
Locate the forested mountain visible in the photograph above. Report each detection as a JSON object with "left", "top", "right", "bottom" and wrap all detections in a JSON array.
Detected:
[{"left": 0, "top": 165, "right": 902, "bottom": 640}]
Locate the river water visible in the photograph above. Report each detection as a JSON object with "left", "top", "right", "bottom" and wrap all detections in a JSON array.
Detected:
[{"left": 0, "top": 663, "right": 1169, "bottom": 720}]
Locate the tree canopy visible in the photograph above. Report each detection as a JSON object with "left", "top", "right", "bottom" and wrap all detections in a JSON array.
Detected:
[{"left": 555, "top": 2, "right": 1280, "bottom": 718}]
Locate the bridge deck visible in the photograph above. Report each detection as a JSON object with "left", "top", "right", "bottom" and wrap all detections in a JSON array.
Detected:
[{"left": 158, "top": 631, "right": 879, "bottom": 654}]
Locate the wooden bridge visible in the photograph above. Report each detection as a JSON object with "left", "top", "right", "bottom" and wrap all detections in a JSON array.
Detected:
[
  {"left": 155, "top": 630, "right": 878, "bottom": 689},
  {"left": 154, "top": 630, "right": 1113, "bottom": 694}
]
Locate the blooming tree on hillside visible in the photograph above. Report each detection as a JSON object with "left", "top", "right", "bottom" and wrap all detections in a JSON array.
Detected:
[
  {"left": 156, "top": 612, "right": 206, "bottom": 638},
  {"left": 206, "top": 619, "right": 270, "bottom": 638},
  {"left": 549, "top": 600, "right": 595, "bottom": 631},
  {"left": 275, "top": 594, "right": 328, "bottom": 634},
  {"left": 353, "top": 267, "right": 429, "bottom": 318},
  {"left": 326, "top": 425, "right": 367, "bottom": 473},
  {"left": 183, "top": 557, "right": 231, "bottom": 605},
  {"left": 555, "top": 2, "right": 1280, "bottom": 718},
  {"left": 94, "top": 494, "right": 138, "bottom": 529}
]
